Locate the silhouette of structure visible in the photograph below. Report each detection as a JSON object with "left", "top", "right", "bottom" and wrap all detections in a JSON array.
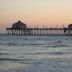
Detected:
[
  {"left": 6, "top": 20, "right": 72, "bottom": 36},
  {"left": 67, "top": 24, "right": 72, "bottom": 35},
  {"left": 6, "top": 20, "right": 29, "bottom": 35},
  {"left": 12, "top": 20, "right": 27, "bottom": 30}
]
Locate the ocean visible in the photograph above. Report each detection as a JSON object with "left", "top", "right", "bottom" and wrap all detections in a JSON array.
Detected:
[{"left": 0, "top": 35, "right": 72, "bottom": 72}]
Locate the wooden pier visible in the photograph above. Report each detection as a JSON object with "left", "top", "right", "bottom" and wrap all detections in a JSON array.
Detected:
[
  {"left": 6, "top": 20, "right": 72, "bottom": 36},
  {"left": 6, "top": 28, "right": 65, "bottom": 35}
]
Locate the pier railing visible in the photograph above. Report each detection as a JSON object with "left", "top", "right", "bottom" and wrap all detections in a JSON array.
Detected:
[{"left": 6, "top": 27, "right": 72, "bottom": 36}]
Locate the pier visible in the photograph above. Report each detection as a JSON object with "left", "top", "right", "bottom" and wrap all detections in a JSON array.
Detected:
[{"left": 6, "top": 20, "right": 72, "bottom": 36}]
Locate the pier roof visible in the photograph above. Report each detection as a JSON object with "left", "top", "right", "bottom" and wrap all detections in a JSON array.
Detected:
[
  {"left": 68, "top": 24, "right": 72, "bottom": 29},
  {"left": 12, "top": 20, "right": 27, "bottom": 30}
]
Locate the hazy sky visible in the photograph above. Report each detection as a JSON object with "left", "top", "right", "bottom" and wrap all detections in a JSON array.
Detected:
[{"left": 0, "top": 0, "right": 72, "bottom": 32}]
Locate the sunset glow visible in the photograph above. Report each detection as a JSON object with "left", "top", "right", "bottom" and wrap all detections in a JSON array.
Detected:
[{"left": 0, "top": 0, "right": 72, "bottom": 32}]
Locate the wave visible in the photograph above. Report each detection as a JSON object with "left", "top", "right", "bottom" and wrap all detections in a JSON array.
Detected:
[
  {"left": 0, "top": 53, "right": 10, "bottom": 55},
  {"left": 21, "top": 51, "right": 64, "bottom": 55},
  {"left": 49, "top": 52, "right": 64, "bottom": 55},
  {"left": 0, "top": 41, "right": 69, "bottom": 48},
  {"left": 0, "top": 58, "right": 20, "bottom": 61}
]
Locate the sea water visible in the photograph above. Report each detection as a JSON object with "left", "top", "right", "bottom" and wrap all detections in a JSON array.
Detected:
[{"left": 0, "top": 35, "right": 72, "bottom": 72}]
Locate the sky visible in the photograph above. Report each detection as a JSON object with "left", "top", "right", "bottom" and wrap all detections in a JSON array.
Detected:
[{"left": 0, "top": 0, "right": 72, "bottom": 33}]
